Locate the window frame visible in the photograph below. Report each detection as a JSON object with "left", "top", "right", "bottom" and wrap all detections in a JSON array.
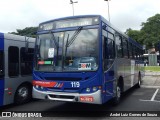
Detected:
[{"left": 8, "top": 46, "right": 19, "bottom": 77}]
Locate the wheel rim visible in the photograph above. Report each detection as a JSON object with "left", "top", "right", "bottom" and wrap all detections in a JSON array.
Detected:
[
  {"left": 18, "top": 87, "right": 28, "bottom": 99},
  {"left": 138, "top": 79, "right": 141, "bottom": 85},
  {"left": 117, "top": 86, "right": 121, "bottom": 99},
  {"left": 138, "top": 75, "right": 141, "bottom": 85}
]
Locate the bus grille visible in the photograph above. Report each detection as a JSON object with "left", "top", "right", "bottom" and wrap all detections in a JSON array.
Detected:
[{"left": 48, "top": 94, "right": 75, "bottom": 99}]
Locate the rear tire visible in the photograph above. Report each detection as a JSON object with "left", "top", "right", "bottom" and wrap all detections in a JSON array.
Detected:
[
  {"left": 136, "top": 73, "right": 141, "bottom": 88},
  {"left": 112, "top": 84, "right": 121, "bottom": 105},
  {"left": 14, "top": 84, "right": 32, "bottom": 104}
]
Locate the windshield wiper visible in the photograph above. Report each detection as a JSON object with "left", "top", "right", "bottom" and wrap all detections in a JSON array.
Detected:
[
  {"left": 65, "top": 26, "right": 83, "bottom": 54},
  {"left": 66, "top": 26, "right": 83, "bottom": 47},
  {"left": 49, "top": 31, "right": 59, "bottom": 49},
  {"left": 63, "top": 27, "right": 83, "bottom": 70}
]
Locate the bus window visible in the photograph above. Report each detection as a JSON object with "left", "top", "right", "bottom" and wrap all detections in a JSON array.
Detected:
[
  {"left": 122, "top": 37, "right": 128, "bottom": 58},
  {"left": 103, "top": 36, "right": 115, "bottom": 70},
  {"left": 0, "top": 50, "right": 4, "bottom": 78},
  {"left": 8, "top": 46, "right": 19, "bottom": 77},
  {"left": 115, "top": 35, "right": 123, "bottom": 58},
  {"left": 132, "top": 45, "right": 135, "bottom": 59},
  {"left": 135, "top": 46, "right": 138, "bottom": 60},
  {"left": 108, "top": 32, "right": 114, "bottom": 40},
  {"left": 20, "top": 48, "right": 34, "bottom": 75}
]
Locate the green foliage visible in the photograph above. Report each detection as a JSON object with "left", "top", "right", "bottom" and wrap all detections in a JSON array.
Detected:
[
  {"left": 9, "top": 27, "right": 38, "bottom": 38},
  {"left": 126, "top": 14, "right": 160, "bottom": 50},
  {"left": 140, "top": 14, "right": 160, "bottom": 49},
  {"left": 145, "top": 66, "right": 160, "bottom": 72},
  {"left": 125, "top": 28, "right": 141, "bottom": 44}
]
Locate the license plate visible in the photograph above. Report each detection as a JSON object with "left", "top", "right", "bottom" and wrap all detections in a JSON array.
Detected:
[{"left": 80, "top": 96, "right": 94, "bottom": 102}]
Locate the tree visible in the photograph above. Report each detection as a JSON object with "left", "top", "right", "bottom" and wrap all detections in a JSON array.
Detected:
[
  {"left": 125, "top": 28, "right": 141, "bottom": 44},
  {"left": 140, "top": 14, "right": 160, "bottom": 49},
  {"left": 126, "top": 14, "right": 160, "bottom": 50},
  {"left": 9, "top": 27, "right": 38, "bottom": 38}
]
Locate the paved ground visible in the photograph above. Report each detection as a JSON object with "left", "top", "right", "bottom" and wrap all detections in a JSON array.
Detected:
[{"left": 142, "top": 71, "right": 160, "bottom": 88}]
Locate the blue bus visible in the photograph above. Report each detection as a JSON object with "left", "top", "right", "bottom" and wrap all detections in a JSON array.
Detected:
[
  {"left": 33, "top": 15, "right": 144, "bottom": 104},
  {"left": 0, "top": 33, "right": 35, "bottom": 106}
]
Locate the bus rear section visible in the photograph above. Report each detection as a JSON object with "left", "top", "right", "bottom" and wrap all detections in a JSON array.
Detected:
[{"left": 0, "top": 33, "right": 35, "bottom": 106}]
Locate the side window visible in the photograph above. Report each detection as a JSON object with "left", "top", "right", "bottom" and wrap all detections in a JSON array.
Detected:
[
  {"left": 107, "top": 39, "right": 115, "bottom": 59},
  {"left": 115, "top": 35, "right": 123, "bottom": 58},
  {"left": 140, "top": 49, "right": 144, "bottom": 60},
  {"left": 0, "top": 50, "right": 4, "bottom": 78},
  {"left": 20, "top": 48, "right": 34, "bottom": 75},
  {"left": 122, "top": 37, "right": 129, "bottom": 58},
  {"left": 135, "top": 47, "right": 138, "bottom": 60},
  {"left": 129, "top": 43, "right": 133, "bottom": 59},
  {"left": 132, "top": 45, "right": 135, "bottom": 59},
  {"left": 103, "top": 36, "right": 115, "bottom": 71},
  {"left": 127, "top": 40, "right": 130, "bottom": 58},
  {"left": 8, "top": 46, "right": 19, "bottom": 77}
]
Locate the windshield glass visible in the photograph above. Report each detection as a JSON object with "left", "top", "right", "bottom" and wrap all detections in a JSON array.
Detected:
[{"left": 35, "top": 28, "right": 99, "bottom": 72}]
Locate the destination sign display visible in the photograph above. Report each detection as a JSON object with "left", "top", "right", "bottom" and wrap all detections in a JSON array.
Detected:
[
  {"left": 38, "top": 17, "right": 99, "bottom": 31},
  {"left": 56, "top": 18, "right": 93, "bottom": 29}
]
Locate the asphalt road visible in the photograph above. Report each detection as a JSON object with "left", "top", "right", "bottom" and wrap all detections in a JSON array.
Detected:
[{"left": 1, "top": 86, "right": 160, "bottom": 120}]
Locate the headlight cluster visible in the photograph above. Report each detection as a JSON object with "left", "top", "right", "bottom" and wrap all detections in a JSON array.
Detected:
[
  {"left": 83, "top": 86, "right": 101, "bottom": 93},
  {"left": 34, "top": 85, "right": 45, "bottom": 90}
]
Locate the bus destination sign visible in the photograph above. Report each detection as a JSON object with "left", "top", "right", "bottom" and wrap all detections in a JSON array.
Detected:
[
  {"left": 56, "top": 18, "right": 93, "bottom": 29},
  {"left": 39, "top": 17, "right": 99, "bottom": 31}
]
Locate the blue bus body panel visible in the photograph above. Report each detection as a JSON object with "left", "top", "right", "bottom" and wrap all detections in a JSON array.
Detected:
[
  {"left": 0, "top": 33, "right": 4, "bottom": 50},
  {"left": 0, "top": 33, "right": 4, "bottom": 106},
  {"left": 0, "top": 80, "right": 4, "bottom": 106},
  {"left": 33, "top": 71, "right": 102, "bottom": 93}
]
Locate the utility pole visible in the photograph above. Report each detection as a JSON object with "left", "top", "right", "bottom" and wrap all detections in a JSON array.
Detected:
[
  {"left": 70, "top": 0, "right": 78, "bottom": 16},
  {"left": 104, "top": 0, "right": 111, "bottom": 22}
]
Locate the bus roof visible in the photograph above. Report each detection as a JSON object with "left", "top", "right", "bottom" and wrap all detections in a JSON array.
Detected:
[
  {"left": 39, "top": 15, "right": 101, "bottom": 25},
  {"left": 0, "top": 33, "right": 35, "bottom": 43},
  {"left": 39, "top": 15, "right": 143, "bottom": 49}
]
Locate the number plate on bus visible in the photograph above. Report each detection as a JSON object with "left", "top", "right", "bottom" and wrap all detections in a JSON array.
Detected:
[{"left": 80, "top": 96, "right": 94, "bottom": 102}]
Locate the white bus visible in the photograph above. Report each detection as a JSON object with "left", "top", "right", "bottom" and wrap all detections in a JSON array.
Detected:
[{"left": 0, "top": 33, "right": 35, "bottom": 106}]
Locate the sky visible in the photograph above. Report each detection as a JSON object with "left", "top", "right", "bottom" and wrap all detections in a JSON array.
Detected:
[{"left": 0, "top": 0, "right": 160, "bottom": 33}]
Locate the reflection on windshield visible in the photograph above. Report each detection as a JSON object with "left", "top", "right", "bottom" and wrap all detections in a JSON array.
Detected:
[{"left": 35, "top": 28, "right": 99, "bottom": 72}]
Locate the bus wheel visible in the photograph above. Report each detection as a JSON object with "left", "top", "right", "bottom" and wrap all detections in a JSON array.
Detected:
[
  {"left": 136, "top": 73, "right": 141, "bottom": 88},
  {"left": 112, "top": 85, "right": 121, "bottom": 105},
  {"left": 14, "top": 84, "right": 32, "bottom": 104}
]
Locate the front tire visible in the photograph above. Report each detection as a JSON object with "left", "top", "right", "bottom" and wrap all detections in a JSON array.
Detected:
[{"left": 14, "top": 84, "right": 32, "bottom": 104}]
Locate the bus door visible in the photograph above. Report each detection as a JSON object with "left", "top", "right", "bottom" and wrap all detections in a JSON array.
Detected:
[
  {"left": 103, "top": 36, "right": 115, "bottom": 101},
  {"left": 0, "top": 50, "right": 4, "bottom": 106}
]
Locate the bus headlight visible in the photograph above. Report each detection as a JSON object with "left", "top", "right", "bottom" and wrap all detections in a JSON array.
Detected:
[
  {"left": 41, "top": 86, "right": 44, "bottom": 89},
  {"left": 93, "top": 87, "right": 97, "bottom": 92},
  {"left": 86, "top": 88, "right": 90, "bottom": 92},
  {"left": 36, "top": 85, "right": 39, "bottom": 89}
]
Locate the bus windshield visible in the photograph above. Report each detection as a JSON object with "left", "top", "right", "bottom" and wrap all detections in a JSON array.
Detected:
[{"left": 35, "top": 28, "right": 99, "bottom": 72}]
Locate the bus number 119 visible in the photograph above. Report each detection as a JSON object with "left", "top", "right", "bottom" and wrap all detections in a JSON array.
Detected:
[{"left": 71, "top": 82, "right": 80, "bottom": 87}]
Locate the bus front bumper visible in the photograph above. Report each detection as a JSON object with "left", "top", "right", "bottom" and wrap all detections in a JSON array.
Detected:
[{"left": 32, "top": 87, "right": 102, "bottom": 104}]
